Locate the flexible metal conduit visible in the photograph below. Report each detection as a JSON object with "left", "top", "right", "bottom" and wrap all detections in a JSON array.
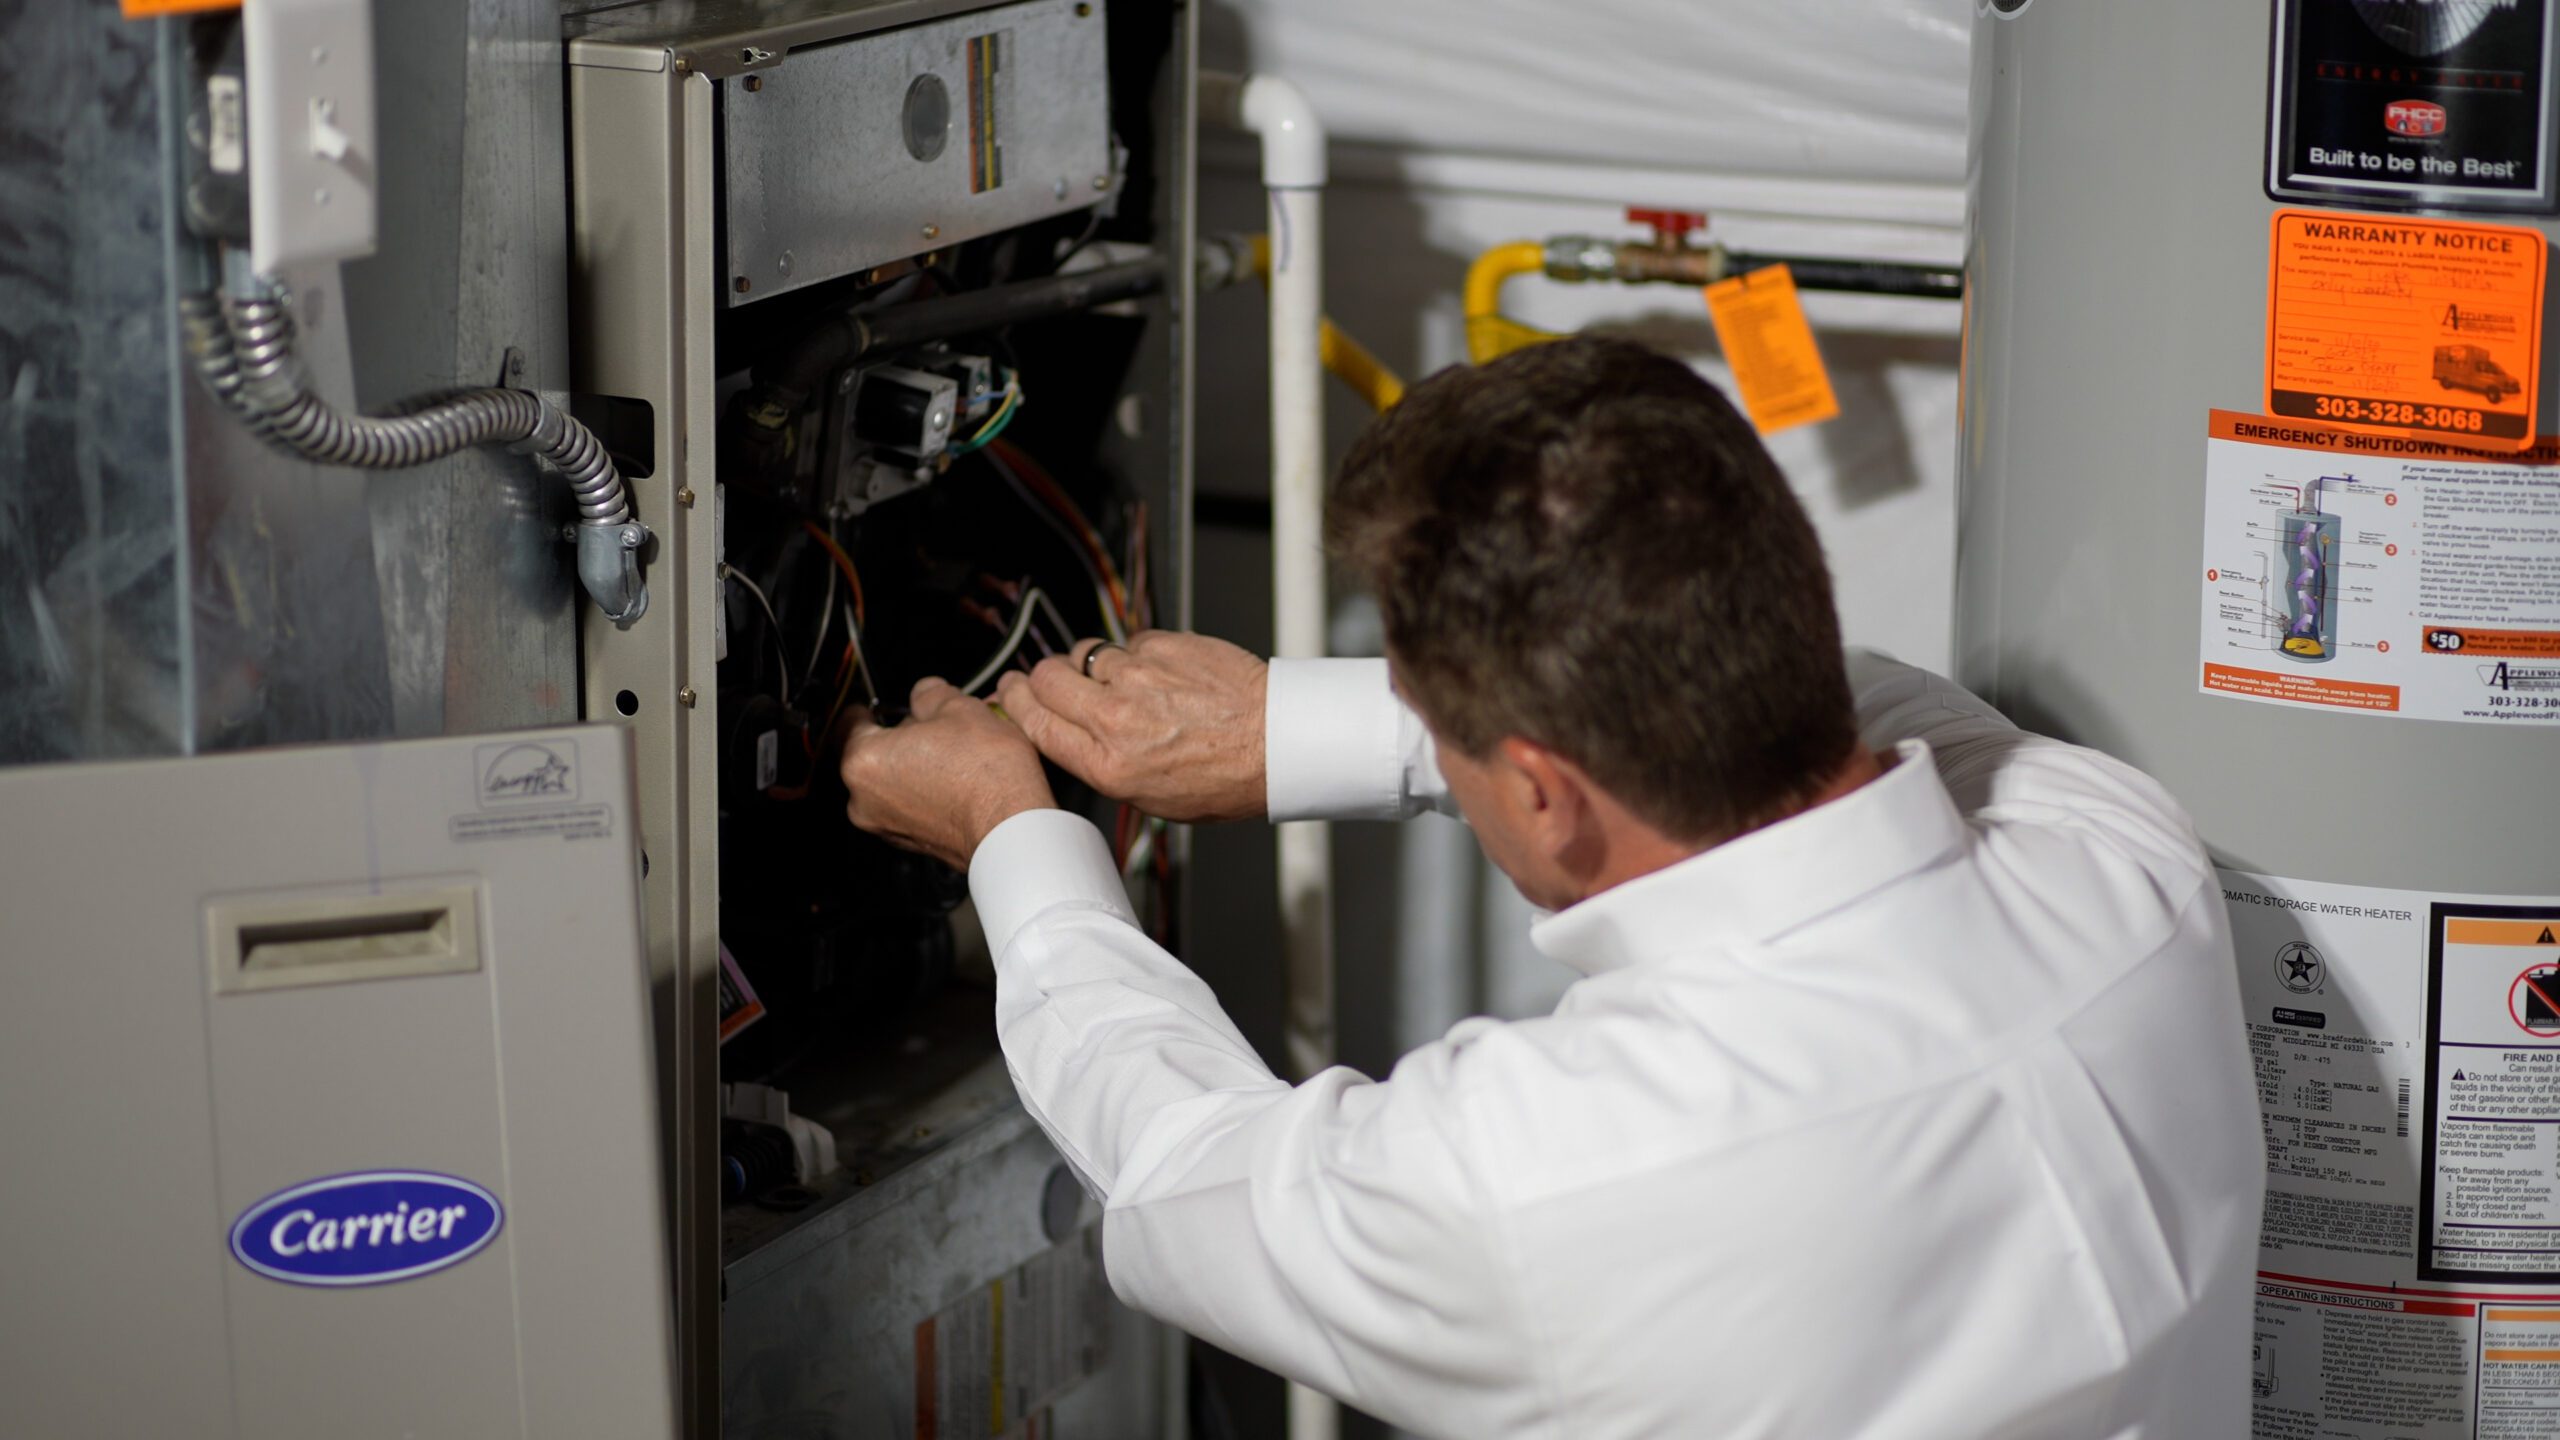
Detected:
[{"left": 181, "top": 280, "right": 648, "bottom": 626}]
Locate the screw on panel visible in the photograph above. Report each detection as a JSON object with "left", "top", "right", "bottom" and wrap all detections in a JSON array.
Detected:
[
  {"left": 777, "top": 250, "right": 794, "bottom": 277},
  {"left": 1092, "top": 175, "right": 1110, "bottom": 190},
  {"left": 743, "top": 74, "right": 762, "bottom": 92},
  {"left": 1075, "top": 3, "right": 1092, "bottom": 14},
  {"left": 734, "top": 276, "right": 750, "bottom": 294},
  {"left": 676, "top": 487, "right": 696, "bottom": 508},
  {"left": 678, "top": 686, "right": 698, "bottom": 708},
  {"left": 673, "top": 57, "right": 692, "bottom": 76},
  {"left": 921, "top": 223, "right": 940, "bottom": 240}
]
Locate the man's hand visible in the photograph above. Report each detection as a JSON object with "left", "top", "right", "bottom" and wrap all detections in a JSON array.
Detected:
[
  {"left": 994, "top": 630, "right": 1268, "bottom": 823},
  {"left": 841, "top": 677, "right": 1058, "bottom": 870}
]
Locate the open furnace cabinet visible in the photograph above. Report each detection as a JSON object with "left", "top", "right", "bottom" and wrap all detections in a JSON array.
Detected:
[{"left": 563, "top": 3, "right": 1197, "bottom": 1433}]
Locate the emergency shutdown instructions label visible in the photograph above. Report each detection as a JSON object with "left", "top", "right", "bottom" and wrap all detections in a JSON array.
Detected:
[
  {"left": 2268, "top": 0, "right": 2557, "bottom": 215},
  {"left": 2230, "top": 871, "right": 2560, "bottom": 1440},
  {"left": 2197, "top": 410, "right": 2560, "bottom": 724}
]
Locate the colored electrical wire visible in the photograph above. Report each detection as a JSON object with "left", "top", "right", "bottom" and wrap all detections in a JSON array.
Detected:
[
  {"left": 957, "top": 585, "right": 1076, "bottom": 695},
  {"left": 720, "top": 564, "right": 791, "bottom": 701},
  {"left": 948, "top": 371, "right": 1023, "bottom": 456},
  {"left": 802, "top": 538, "right": 841, "bottom": 691},
  {"left": 801, "top": 520, "right": 866, "bottom": 628},
  {"left": 981, "top": 440, "right": 1132, "bottom": 641},
  {"left": 842, "top": 602, "right": 878, "bottom": 710}
]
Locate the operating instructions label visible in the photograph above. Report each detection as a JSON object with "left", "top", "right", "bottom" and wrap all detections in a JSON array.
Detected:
[
  {"left": 2198, "top": 410, "right": 2560, "bottom": 725},
  {"left": 2231, "top": 870, "right": 2560, "bottom": 1440}
]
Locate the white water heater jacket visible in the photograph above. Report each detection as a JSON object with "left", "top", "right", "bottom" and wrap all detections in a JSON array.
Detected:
[{"left": 965, "top": 652, "right": 2264, "bottom": 1439}]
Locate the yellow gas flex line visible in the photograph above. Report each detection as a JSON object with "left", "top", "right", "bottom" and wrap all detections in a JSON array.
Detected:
[{"left": 1463, "top": 240, "right": 1562, "bottom": 364}]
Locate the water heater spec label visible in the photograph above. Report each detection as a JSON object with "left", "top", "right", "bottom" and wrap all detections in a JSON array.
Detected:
[
  {"left": 2197, "top": 410, "right": 2560, "bottom": 725},
  {"left": 2266, "top": 211, "right": 2546, "bottom": 450},
  {"left": 2267, "top": 0, "right": 2557, "bottom": 216},
  {"left": 2229, "top": 869, "right": 2560, "bottom": 1440}
]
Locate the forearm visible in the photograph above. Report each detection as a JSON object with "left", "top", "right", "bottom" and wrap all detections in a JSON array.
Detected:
[
  {"left": 972, "top": 810, "right": 1281, "bottom": 1192},
  {"left": 968, "top": 810, "right": 1516, "bottom": 1423}
]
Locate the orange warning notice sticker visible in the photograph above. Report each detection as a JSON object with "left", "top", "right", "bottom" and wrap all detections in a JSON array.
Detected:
[
  {"left": 120, "top": 0, "right": 240, "bottom": 16},
  {"left": 1703, "top": 265, "right": 1839, "bottom": 436},
  {"left": 2267, "top": 210, "right": 2547, "bottom": 451}
]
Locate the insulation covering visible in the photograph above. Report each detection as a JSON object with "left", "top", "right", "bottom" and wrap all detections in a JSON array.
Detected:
[{"left": 1210, "top": 0, "right": 1971, "bottom": 187}]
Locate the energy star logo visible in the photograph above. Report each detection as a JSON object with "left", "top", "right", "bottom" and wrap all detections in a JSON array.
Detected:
[
  {"left": 229, "top": 1172, "right": 504, "bottom": 1287},
  {"left": 2385, "top": 98, "right": 2449, "bottom": 135},
  {"left": 475, "top": 739, "right": 579, "bottom": 808}
]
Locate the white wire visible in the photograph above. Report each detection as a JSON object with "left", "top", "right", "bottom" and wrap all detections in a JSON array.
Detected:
[
  {"left": 721, "top": 564, "right": 790, "bottom": 700},
  {"left": 842, "top": 601, "right": 878, "bottom": 710},
  {"left": 980, "top": 447, "right": 1130, "bottom": 644},
  {"left": 803, "top": 548, "right": 840, "bottom": 690},
  {"left": 958, "top": 586, "right": 1063, "bottom": 695}
]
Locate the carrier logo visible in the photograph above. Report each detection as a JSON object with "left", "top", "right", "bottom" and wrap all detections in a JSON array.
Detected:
[
  {"left": 229, "top": 1172, "right": 504, "bottom": 1287},
  {"left": 475, "top": 739, "right": 579, "bottom": 807},
  {"left": 2384, "top": 100, "right": 2448, "bottom": 137}
]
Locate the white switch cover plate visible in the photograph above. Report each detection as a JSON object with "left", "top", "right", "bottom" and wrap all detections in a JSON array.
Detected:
[{"left": 244, "top": 0, "right": 377, "bottom": 275}]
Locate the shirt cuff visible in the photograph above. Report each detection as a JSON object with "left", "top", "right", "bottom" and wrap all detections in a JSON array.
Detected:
[
  {"left": 1265, "top": 657, "right": 1410, "bottom": 822},
  {"left": 968, "top": 808, "right": 1139, "bottom": 962}
]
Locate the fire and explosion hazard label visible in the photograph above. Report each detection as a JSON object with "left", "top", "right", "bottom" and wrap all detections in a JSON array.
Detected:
[{"left": 2424, "top": 907, "right": 2560, "bottom": 1284}]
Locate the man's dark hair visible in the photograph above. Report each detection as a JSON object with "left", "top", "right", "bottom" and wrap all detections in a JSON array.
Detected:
[{"left": 1328, "top": 336, "right": 1857, "bottom": 843}]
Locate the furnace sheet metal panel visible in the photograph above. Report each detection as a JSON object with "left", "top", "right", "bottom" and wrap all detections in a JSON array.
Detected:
[{"left": 0, "top": 726, "right": 674, "bottom": 1439}]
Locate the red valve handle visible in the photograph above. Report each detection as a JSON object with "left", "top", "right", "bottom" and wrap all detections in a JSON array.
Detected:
[{"left": 1626, "top": 207, "right": 1708, "bottom": 243}]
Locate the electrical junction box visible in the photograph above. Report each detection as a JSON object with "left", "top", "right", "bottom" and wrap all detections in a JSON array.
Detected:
[
  {"left": 718, "top": 0, "right": 1114, "bottom": 304},
  {"left": 0, "top": 726, "right": 675, "bottom": 1440}
]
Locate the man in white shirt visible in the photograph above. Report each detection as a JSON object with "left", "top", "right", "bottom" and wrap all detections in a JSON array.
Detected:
[{"left": 840, "top": 338, "right": 2263, "bottom": 1438}]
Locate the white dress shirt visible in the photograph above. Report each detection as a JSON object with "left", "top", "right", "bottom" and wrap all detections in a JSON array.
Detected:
[{"left": 967, "top": 652, "right": 2262, "bottom": 1439}]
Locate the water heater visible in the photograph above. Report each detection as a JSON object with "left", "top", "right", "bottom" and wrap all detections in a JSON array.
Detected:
[{"left": 1962, "top": 3, "right": 2560, "bottom": 1436}]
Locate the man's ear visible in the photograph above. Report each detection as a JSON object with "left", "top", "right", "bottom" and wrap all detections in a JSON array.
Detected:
[{"left": 1495, "top": 735, "right": 1587, "bottom": 850}]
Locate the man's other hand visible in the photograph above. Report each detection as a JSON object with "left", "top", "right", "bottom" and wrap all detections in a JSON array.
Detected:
[
  {"left": 841, "top": 677, "right": 1058, "bottom": 870},
  {"left": 994, "top": 630, "right": 1268, "bottom": 824}
]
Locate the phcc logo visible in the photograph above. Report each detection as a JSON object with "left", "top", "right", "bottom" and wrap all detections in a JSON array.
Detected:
[{"left": 2385, "top": 100, "right": 2447, "bottom": 137}]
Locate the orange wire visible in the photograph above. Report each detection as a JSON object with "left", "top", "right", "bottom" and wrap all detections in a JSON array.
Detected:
[
  {"left": 989, "top": 439, "right": 1133, "bottom": 631},
  {"left": 802, "top": 520, "right": 866, "bottom": 628}
]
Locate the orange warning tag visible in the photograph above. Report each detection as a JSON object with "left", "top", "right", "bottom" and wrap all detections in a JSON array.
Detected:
[
  {"left": 121, "top": 0, "right": 240, "bottom": 16},
  {"left": 1703, "top": 265, "right": 1839, "bottom": 435},
  {"left": 2267, "top": 210, "right": 2547, "bottom": 451}
]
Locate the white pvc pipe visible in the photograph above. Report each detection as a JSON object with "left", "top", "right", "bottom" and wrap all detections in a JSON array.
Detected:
[{"left": 1203, "top": 69, "right": 1340, "bottom": 1440}]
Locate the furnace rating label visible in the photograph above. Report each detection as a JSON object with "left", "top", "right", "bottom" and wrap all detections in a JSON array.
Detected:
[
  {"left": 2423, "top": 907, "right": 2560, "bottom": 1283},
  {"left": 912, "top": 1227, "right": 1109, "bottom": 1440},
  {"left": 2198, "top": 410, "right": 2560, "bottom": 726}
]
